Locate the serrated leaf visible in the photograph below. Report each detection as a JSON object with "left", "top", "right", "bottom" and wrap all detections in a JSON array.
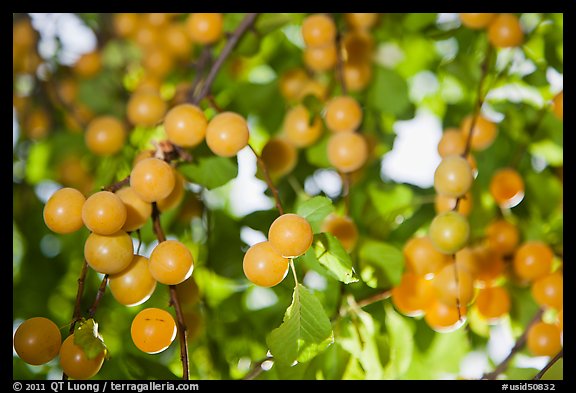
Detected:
[
  {"left": 179, "top": 156, "right": 238, "bottom": 190},
  {"left": 73, "top": 318, "right": 108, "bottom": 360},
  {"left": 295, "top": 196, "right": 334, "bottom": 233},
  {"left": 304, "top": 233, "right": 358, "bottom": 284},
  {"left": 267, "top": 284, "right": 333, "bottom": 366}
]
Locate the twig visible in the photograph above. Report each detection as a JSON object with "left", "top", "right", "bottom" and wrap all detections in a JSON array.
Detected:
[
  {"left": 482, "top": 308, "right": 545, "bottom": 380},
  {"left": 63, "top": 259, "right": 89, "bottom": 380},
  {"left": 102, "top": 175, "right": 130, "bottom": 193},
  {"left": 151, "top": 202, "right": 167, "bottom": 243},
  {"left": 169, "top": 285, "right": 190, "bottom": 380},
  {"left": 87, "top": 274, "right": 109, "bottom": 318},
  {"left": 341, "top": 172, "right": 351, "bottom": 217},
  {"left": 462, "top": 44, "right": 494, "bottom": 158},
  {"left": 355, "top": 289, "right": 392, "bottom": 309},
  {"left": 192, "top": 13, "right": 259, "bottom": 105},
  {"left": 249, "top": 144, "right": 284, "bottom": 215},
  {"left": 69, "top": 260, "right": 89, "bottom": 335},
  {"left": 334, "top": 32, "right": 347, "bottom": 96},
  {"left": 151, "top": 201, "right": 189, "bottom": 380},
  {"left": 532, "top": 349, "right": 563, "bottom": 380},
  {"left": 187, "top": 46, "right": 213, "bottom": 103}
]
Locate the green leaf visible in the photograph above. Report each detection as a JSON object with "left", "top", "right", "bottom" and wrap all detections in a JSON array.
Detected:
[
  {"left": 403, "top": 321, "right": 471, "bottom": 379},
  {"left": 368, "top": 182, "right": 415, "bottom": 222},
  {"left": 382, "top": 303, "right": 414, "bottom": 378},
  {"left": 267, "top": 284, "right": 334, "bottom": 366},
  {"left": 295, "top": 196, "right": 334, "bottom": 233},
  {"left": 25, "top": 141, "right": 51, "bottom": 184},
  {"left": 338, "top": 309, "right": 386, "bottom": 379},
  {"left": 358, "top": 239, "right": 404, "bottom": 288},
  {"left": 367, "top": 67, "right": 413, "bottom": 117},
  {"left": 179, "top": 156, "right": 238, "bottom": 190},
  {"left": 303, "top": 233, "right": 358, "bottom": 284},
  {"left": 73, "top": 318, "right": 108, "bottom": 360},
  {"left": 305, "top": 134, "right": 331, "bottom": 168},
  {"left": 255, "top": 13, "right": 293, "bottom": 35}
]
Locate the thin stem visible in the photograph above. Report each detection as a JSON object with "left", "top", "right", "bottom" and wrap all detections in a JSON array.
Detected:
[
  {"left": 151, "top": 202, "right": 167, "bottom": 243},
  {"left": 192, "top": 13, "right": 259, "bottom": 105},
  {"left": 87, "top": 274, "right": 109, "bottom": 319},
  {"left": 482, "top": 308, "right": 545, "bottom": 380},
  {"left": 452, "top": 255, "right": 463, "bottom": 321},
  {"left": 187, "top": 46, "right": 213, "bottom": 103},
  {"left": 169, "top": 285, "right": 189, "bottom": 380},
  {"left": 290, "top": 258, "right": 299, "bottom": 288},
  {"left": 334, "top": 32, "right": 348, "bottom": 96},
  {"left": 136, "top": 229, "right": 142, "bottom": 254},
  {"left": 69, "top": 260, "right": 89, "bottom": 335},
  {"left": 532, "top": 349, "right": 563, "bottom": 380},
  {"left": 151, "top": 202, "right": 189, "bottom": 380},
  {"left": 355, "top": 289, "right": 392, "bottom": 309},
  {"left": 249, "top": 144, "right": 284, "bottom": 215},
  {"left": 102, "top": 175, "right": 130, "bottom": 193},
  {"left": 341, "top": 172, "right": 351, "bottom": 216},
  {"left": 462, "top": 44, "right": 494, "bottom": 158},
  {"left": 63, "top": 259, "right": 89, "bottom": 380},
  {"left": 206, "top": 95, "right": 224, "bottom": 113}
]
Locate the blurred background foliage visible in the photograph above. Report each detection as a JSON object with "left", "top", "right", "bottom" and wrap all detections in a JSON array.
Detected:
[{"left": 13, "top": 12, "right": 562, "bottom": 380}]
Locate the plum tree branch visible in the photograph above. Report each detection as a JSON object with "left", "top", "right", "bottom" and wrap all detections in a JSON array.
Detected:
[
  {"left": 249, "top": 144, "right": 284, "bottom": 215},
  {"left": 88, "top": 274, "right": 109, "bottom": 319},
  {"left": 192, "top": 13, "right": 259, "bottom": 105},
  {"left": 532, "top": 349, "right": 563, "bottom": 380},
  {"left": 462, "top": 44, "right": 494, "bottom": 158},
  {"left": 482, "top": 308, "right": 545, "bottom": 380},
  {"left": 69, "top": 260, "right": 89, "bottom": 336},
  {"left": 151, "top": 202, "right": 189, "bottom": 380}
]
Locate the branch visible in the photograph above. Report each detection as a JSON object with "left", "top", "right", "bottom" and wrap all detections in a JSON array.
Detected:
[
  {"left": 68, "top": 260, "right": 89, "bottom": 335},
  {"left": 151, "top": 201, "right": 189, "bottom": 380},
  {"left": 87, "top": 274, "right": 109, "bottom": 319},
  {"left": 102, "top": 175, "right": 130, "bottom": 193},
  {"left": 151, "top": 202, "right": 167, "bottom": 243},
  {"left": 63, "top": 259, "right": 89, "bottom": 380},
  {"left": 532, "top": 349, "right": 563, "bottom": 380},
  {"left": 192, "top": 13, "right": 259, "bottom": 105},
  {"left": 187, "top": 46, "right": 213, "bottom": 104},
  {"left": 462, "top": 44, "right": 494, "bottom": 158},
  {"left": 334, "top": 32, "right": 348, "bottom": 96},
  {"left": 249, "top": 144, "right": 284, "bottom": 215},
  {"left": 482, "top": 308, "right": 545, "bottom": 380},
  {"left": 169, "top": 285, "right": 189, "bottom": 380},
  {"left": 453, "top": 43, "right": 493, "bottom": 213}
]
